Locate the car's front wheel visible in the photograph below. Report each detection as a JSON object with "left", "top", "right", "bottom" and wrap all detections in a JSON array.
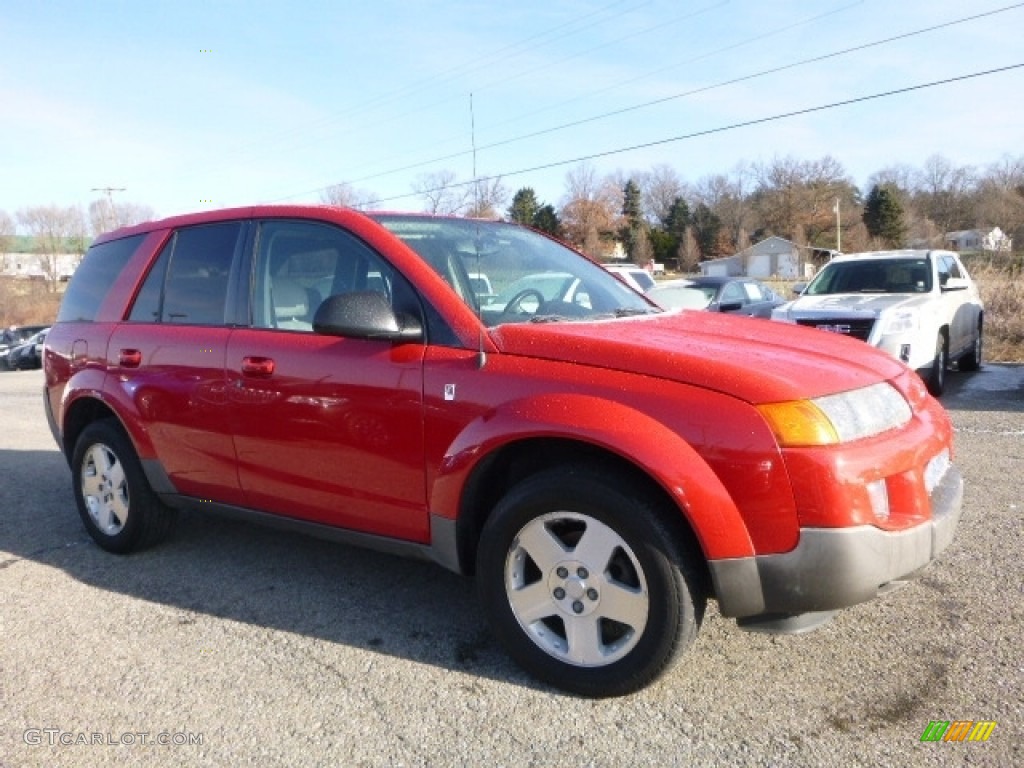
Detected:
[
  {"left": 476, "top": 466, "right": 705, "bottom": 697},
  {"left": 925, "top": 332, "right": 948, "bottom": 397},
  {"left": 72, "top": 420, "right": 178, "bottom": 554}
]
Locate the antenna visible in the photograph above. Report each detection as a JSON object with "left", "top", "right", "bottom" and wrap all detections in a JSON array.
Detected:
[{"left": 471, "top": 92, "right": 487, "bottom": 369}]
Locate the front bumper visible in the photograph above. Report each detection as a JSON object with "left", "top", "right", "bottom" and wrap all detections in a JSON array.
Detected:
[{"left": 709, "top": 463, "right": 963, "bottom": 620}]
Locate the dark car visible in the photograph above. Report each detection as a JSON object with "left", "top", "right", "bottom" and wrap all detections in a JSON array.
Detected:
[
  {"left": 649, "top": 276, "right": 785, "bottom": 318},
  {"left": 1, "top": 324, "right": 49, "bottom": 368},
  {"left": 8, "top": 328, "right": 49, "bottom": 370}
]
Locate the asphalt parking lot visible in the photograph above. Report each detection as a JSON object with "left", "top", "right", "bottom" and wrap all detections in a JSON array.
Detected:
[{"left": 1, "top": 365, "right": 1021, "bottom": 767}]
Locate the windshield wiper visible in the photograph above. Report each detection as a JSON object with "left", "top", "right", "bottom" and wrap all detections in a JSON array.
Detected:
[{"left": 614, "top": 307, "right": 659, "bottom": 317}]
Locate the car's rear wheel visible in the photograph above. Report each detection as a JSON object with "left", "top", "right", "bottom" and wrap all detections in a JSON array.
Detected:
[
  {"left": 72, "top": 420, "right": 178, "bottom": 554},
  {"left": 476, "top": 466, "right": 705, "bottom": 697},
  {"left": 959, "top": 321, "right": 983, "bottom": 372},
  {"left": 925, "top": 332, "right": 948, "bottom": 397}
]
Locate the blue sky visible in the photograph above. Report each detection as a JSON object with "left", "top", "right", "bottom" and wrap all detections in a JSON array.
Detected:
[{"left": 2, "top": 0, "right": 1022, "bottom": 223}]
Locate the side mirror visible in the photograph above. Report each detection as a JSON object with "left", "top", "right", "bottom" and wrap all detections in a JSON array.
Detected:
[
  {"left": 938, "top": 271, "right": 950, "bottom": 287},
  {"left": 718, "top": 301, "right": 743, "bottom": 312},
  {"left": 792, "top": 282, "right": 807, "bottom": 296},
  {"left": 313, "top": 292, "right": 423, "bottom": 341}
]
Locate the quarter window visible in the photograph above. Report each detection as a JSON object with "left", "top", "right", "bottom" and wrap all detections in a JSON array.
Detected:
[{"left": 57, "top": 235, "right": 146, "bottom": 322}]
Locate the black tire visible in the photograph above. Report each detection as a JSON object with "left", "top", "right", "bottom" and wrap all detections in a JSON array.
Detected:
[
  {"left": 958, "top": 322, "right": 983, "bottom": 372},
  {"left": 71, "top": 420, "right": 178, "bottom": 554},
  {"left": 925, "top": 332, "right": 948, "bottom": 397},
  {"left": 476, "top": 466, "right": 705, "bottom": 697}
]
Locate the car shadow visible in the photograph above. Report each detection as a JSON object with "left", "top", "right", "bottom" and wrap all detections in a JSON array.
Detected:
[
  {"left": 941, "top": 362, "right": 1024, "bottom": 415},
  {"left": 0, "top": 447, "right": 542, "bottom": 692}
]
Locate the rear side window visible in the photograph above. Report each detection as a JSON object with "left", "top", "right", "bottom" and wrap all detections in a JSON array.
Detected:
[
  {"left": 56, "top": 234, "right": 146, "bottom": 322},
  {"left": 128, "top": 222, "right": 243, "bottom": 324}
]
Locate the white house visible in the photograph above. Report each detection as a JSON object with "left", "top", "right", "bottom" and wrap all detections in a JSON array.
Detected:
[{"left": 944, "top": 227, "right": 1012, "bottom": 253}]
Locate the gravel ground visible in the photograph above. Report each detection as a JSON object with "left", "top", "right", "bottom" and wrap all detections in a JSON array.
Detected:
[{"left": 1, "top": 365, "right": 1021, "bottom": 767}]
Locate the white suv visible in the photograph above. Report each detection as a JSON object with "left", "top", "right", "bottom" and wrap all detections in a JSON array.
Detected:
[{"left": 771, "top": 250, "right": 983, "bottom": 396}]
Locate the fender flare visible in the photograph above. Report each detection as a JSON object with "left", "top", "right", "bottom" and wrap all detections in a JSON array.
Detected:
[
  {"left": 59, "top": 370, "right": 158, "bottom": 461},
  {"left": 429, "top": 393, "right": 756, "bottom": 561}
]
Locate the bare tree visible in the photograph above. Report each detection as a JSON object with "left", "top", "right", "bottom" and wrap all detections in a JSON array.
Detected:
[
  {"left": 640, "top": 164, "right": 687, "bottom": 226},
  {"left": 412, "top": 170, "right": 468, "bottom": 215},
  {"left": 88, "top": 198, "right": 155, "bottom": 236},
  {"left": 975, "top": 154, "right": 1024, "bottom": 245},
  {"left": 17, "top": 205, "right": 87, "bottom": 291},
  {"left": 912, "top": 154, "right": 977, "bottom": 235},
  {"left": 678, "top": 228, "right": 700, "bottom": 273},
  {"left": 693, "top": 168, "right": 750, "bottom": 251},
  {"left": 0, "top": 209, "right": 14, "bottom": 254},
  {"left": 320, "top": 182, "right": 381, "bottom": 211},
  {"left": 866, "top": 164, "right": 916, "bottom": 198},
  {"left": 466, "top": 176, "right": 508, "bottom": 218},
  {"left": 747, "top": 155, "right": 855, "bottom": 249},
  {"left": 559, "top": 163, "right": 622, "bottom": 259}
]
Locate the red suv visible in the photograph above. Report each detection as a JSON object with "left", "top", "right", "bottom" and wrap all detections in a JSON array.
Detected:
[{"left": 44, "top": 206, "right": 963, "bottom": 697}]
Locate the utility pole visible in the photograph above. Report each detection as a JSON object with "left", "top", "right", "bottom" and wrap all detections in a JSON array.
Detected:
[
  {"left": 834, "top": 197, "right": 842, "bottom": 253},
  {"left": 91, "top": 187, "right": 126, "bottom": 229}
]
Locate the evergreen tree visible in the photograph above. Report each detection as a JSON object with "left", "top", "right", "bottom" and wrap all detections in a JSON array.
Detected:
[
  {"left": 620, "top": 179, "right": 649, "bottom": 263},
  {"left": 508, "top": 188, "right": 540, "bottom": 226},
  {"left": 690, "top": 203, "right": 723, "bottom": 259},
  {"left": 862, "top": 184, "right": 907, "bottom": 248},
  {"left": 662, "top": 196, "right": 691, "bottom": 268},
  {"left": 531, "top": 204, "right": 562, "bottom": 237},
  {"left": 664, "top": 196, "right": 690, "bottom": 237}
]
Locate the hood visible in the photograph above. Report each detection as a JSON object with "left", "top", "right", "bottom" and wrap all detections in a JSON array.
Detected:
[
  {"left": 781, "top": 292, "right": 925, "bottom": 317},
  {"left": 490, "top": 311, "right": 907, "bottom": 404}
]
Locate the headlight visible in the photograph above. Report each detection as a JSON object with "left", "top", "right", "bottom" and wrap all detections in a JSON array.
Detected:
[
  {"left": 758, "top": 382, "right": 912, "bottom": 447},
  {"left": 881, "top": 308, "right": 919, "bottom": 334}
]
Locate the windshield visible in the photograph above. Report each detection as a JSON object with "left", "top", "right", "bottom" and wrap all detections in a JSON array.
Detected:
[
  {"left": 805, "top": 257, "right": 933, "bottom": 295},
  {"left": 371, "top": 216, "right": 656, "bottom": 326}
]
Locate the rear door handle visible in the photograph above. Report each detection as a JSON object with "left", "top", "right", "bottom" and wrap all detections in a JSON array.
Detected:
[{"left": 241, "top": 356, "right": 275, "bottom": 377}]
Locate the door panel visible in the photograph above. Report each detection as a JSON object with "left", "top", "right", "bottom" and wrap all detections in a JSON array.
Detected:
[
  {"left": 226, "top": 330, "right": 428, "bottom": 540},
  {"left": 107, "top": 324, "right": 242, "bottom": 504},
  {"left": 225, "top": 218, "right": 429, "bottom": 541}
]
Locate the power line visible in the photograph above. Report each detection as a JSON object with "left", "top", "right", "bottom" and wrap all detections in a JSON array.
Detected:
[
  {"left": 321, "top": 1, "right": 862, "bottom": 187},
  {"left": 368, "top": 63, "right": 1024, "bottom": 205},
  {"left": 171, "top": 0, "right": 660, "bottom": 181},
  {"left": 338, "top": 2, "right": 1024, "bottom": 189}
]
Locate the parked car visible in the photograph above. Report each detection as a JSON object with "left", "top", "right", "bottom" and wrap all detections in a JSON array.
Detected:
[
  {"left": 45, "top": 207, "right": 962, "bottom": 697},
  {"left": 9, "top": 328, "right": 49, "bottom": 370},
  {"left": 1, "top": 324, "right": 49, "bottom": 368},
  {"left": 649, "top": 276, "right": 785, "bottom": 318},
  {"left": 604, "top": 264, "right": 657, "bottom": 293},
  {"left": 771, "top": 250, "right": 983, "bottom": 396}
]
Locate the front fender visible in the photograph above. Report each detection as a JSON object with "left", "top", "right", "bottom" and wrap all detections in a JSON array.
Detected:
[{"left": 429, "top": 393, "right": 756, "bottom": 560}]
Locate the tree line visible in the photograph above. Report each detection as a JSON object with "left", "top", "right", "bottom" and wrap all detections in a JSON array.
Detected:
[
  {"left": 4, "top": 152, "right": 1021, "bottom": 290},
  {"left": 325, "top": 152, "right": 1024, "bottom": 268}
]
